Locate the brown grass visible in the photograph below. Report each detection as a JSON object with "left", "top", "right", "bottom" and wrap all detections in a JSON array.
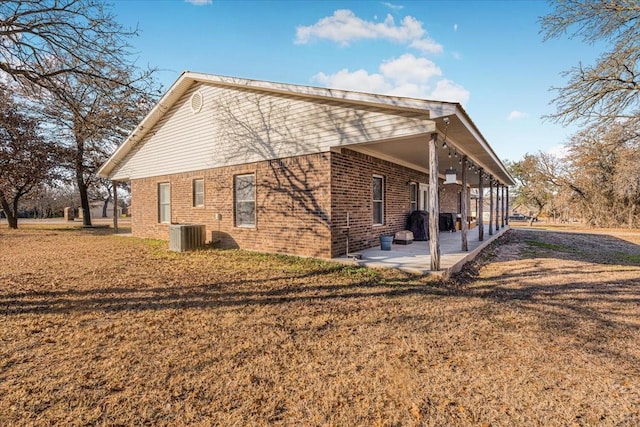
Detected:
[{"left": 1, "top": 226, "right": 639, "bottom": 426}]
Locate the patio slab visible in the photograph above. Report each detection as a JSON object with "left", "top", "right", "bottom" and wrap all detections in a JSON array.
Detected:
[{"left": 334, "top": 224, "right": 510, "bottom": 277}]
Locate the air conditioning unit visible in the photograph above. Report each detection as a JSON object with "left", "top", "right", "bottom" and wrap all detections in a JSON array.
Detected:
[{"left": 169, "top": 224, "right": 206, "bottom": 252}]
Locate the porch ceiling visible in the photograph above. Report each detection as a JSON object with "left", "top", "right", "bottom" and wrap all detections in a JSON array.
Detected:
[{"left": 340, "top": 113, "right": 515, "bottom": 187}]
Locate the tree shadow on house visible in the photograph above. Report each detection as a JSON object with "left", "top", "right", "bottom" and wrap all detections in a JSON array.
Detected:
[{"left": 209, "top": 85, "right": 413, "bottom": 249}]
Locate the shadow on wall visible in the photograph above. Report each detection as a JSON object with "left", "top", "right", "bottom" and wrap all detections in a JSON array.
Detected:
[
  {"left": 207, "top": 85, "right": 414, "bottom": 253},
  {"left": 211, "top": 90, "right": 336, "bottom": 241},
  {"left": 210, "top": 231, "right": 240, "bottom": 249}
]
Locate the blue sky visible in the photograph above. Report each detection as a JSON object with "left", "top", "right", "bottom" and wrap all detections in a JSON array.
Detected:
[{"left": 112, "top": 0, "right": 600, "bottom": 162}]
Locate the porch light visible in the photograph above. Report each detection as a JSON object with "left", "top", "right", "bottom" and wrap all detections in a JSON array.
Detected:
[{"left": 444, "top": 168, "right": 457, "bottom": 184}]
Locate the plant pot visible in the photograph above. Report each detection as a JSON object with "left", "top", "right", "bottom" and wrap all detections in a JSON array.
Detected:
[{"left": 380, "top": 235, "right": 393, "bottom": 251}]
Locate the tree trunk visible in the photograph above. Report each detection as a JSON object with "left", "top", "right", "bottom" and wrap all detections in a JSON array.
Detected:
[
  {"left": 478, "top": 169, "right": 484, "bottom": 241},
  {"left": 489, "top": 179, "right": 494, "bottom": 236},
  {"left": 460, "top": 155, "right": 468, "bottom": 251},
  {"left": 629, "top": 202, "right": 636, "bottom": 229},
  {"left": 0, "top": 190, "right": 18, "bottom": 229},
  {"left": 102, "top": 193, "right": 111, "bottom": 218},
  {"left": 75, "top": 138, "right": 92, "bottom": 226},
  {"left": 428, "top": 133, "right": 440, "bottom": 271},
  {"left": 78, "top": 173, "right": 91, "bottom": 226}
]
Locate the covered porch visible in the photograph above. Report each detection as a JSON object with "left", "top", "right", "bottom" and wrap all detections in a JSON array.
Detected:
[
  {"left": 334, "top": 101, "right": 515, "bottom": 272},
  {"left": 336, "top": 224, "right": 510, "bottom": 277}
]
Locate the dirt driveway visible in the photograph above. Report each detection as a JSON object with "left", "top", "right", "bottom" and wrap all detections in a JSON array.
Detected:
[{"left": 0, "top": 226, "right": 638, "bottom": 426}]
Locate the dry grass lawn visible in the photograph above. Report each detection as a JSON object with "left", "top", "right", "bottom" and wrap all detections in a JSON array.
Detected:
[{"left": 1, "top": 225, "right": 639, "bottom": 426}]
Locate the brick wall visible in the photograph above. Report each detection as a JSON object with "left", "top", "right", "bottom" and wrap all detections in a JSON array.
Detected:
[
  {"left": 131, "top": 149, "right": 471, "bottom": 259},
  {"left": 331, "top": 149, "right": 432, "bottom": 257},
  {"left": 131, "top": 153, "right": 332, "bottom": 258},
  {"left": 440, "top": 182, "right": 462, "bottom": 214}
]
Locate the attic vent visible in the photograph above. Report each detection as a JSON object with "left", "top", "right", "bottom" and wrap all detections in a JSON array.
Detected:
[{"left": 190, "top": 91, "right": 203, "bottom": 113}]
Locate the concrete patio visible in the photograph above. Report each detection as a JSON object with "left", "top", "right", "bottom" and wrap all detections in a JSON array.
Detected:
[{"left": 335, "top": 224, "right": 510, "bottom": 277}]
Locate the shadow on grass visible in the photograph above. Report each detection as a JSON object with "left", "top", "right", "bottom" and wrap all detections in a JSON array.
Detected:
[
  {"left": 0, "top": 272, "right": 457, "bottom": 316},
  {"left": 2, "top": 227, "right": 639, "bottom": 370},
  {"left": 450, "top": 228, "right": 640, "bottom": 368}
]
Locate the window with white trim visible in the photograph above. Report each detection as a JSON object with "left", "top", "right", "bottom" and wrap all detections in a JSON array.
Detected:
[
  {"left": 235, "top": 174, "right": 255, "bottom": 227},
  {"left": 373, "top": 175, "right": 384, "bottom": 225},
  {"left": 158, "top": 182, "right": 170, "bottom": 223},
  {"left": 193, "top": 178, "right": 204, "bottom": 207},
  {"left": 409, "top": 182, "right": 417, "bottom": 212}
]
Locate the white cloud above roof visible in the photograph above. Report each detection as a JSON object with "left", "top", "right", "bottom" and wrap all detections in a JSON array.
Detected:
[
  {"left": 184, "top": 0, "right": 212, "bottom": 5},
  {"left": 312, "top": 54, "right": 469, "bottom": 105},
  {"left": 430, "top": 79, "right": 470, "bottom": 104},
  {"left": 381, "top": 2, "right": 404, "bottom": 11},
  {"left": 507, "top": 110, "right": 528, "bottom": 120},
  {"left": 379, "top": 54, "right": 441, "bottom": 83},
  {"left": 409, "top": 38, "right": 443, "bottom": 54},
  {"left": 295, "top": 9, "right": 442, "bottom": 54}
]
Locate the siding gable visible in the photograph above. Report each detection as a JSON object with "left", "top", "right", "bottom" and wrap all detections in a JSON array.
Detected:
[{"left": 111, "top": 82, "right": 432, "bottom": 180}]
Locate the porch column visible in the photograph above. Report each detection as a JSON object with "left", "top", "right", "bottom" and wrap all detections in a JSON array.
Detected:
[
  {"left": 489, "top": 178, "right": 494, "bottom": 236},
  {"left": 428, "top": 132, "right": 440, "bottom": 271},
  {"left": 112, "top": 180, "right": 119, "bottom": 233},
  {"left": 478, "top": 169, "right": 484, "bottom": 241},
  {"left": 495, "top": 183, "right": 501, "bottom": 231},
  {"left": 501, "top": 185, "right": 505, "bottom": 228},
  {"left": 460, "top": 155, "right": 469, "bottom": 251},
  {"left": 506, "top": 187, "right": 510, "bottom": 225}
]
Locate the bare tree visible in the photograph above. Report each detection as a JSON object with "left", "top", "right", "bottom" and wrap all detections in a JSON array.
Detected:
[
  {"left": 32, "top": 60, "right": 158, "bottom": 226},
  {"left": 1, "top": 1, "right": 160, "bottom": 226},
  {"left": 564, "top": 120, "right": 640, "bottom": 227},
  {"left": 23, "top": 183, "right": 80, "bottom": 219},
  {"left": 1, "top": 0, "right": 140, "bottom": 93},
  {"left": 0, "top": 86, "right": 59, "bottom": 229},
  {"left": 508, "top": 153, "right": 561, "bottom": 225},
  {"left": 541, "top": 1, "right": 640, "bottom": 125}
]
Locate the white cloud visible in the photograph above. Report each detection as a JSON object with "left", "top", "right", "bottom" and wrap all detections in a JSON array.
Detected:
[
  {"left": 295, "top": 9, "right": 442, "bottom": 54},
  {"left": 507, "top": 110, "right": 528, "bottom": 120},
  {"left": 430, "top": 79, "right": 470, "bottom": 104},
  {"left": 381, "top": 2, "right": 404, "bottom": 11},
  {"left": 454, "top": 23, "right": 458, "bottom": 32},
  {"left": 312, "top": 53, "right": 469, "bottom": 105},
  {"left": 184, "top": 0, "right": 212, "bottom": 5},
  {"left": 379, "top": 54, "right": 441, "bottom": 83},
  {"left": 409, "top": 38, "right": 443, "bottom": 54},
  {"left": 548, "top": 144, "right": 568, "bottom": 159},
  {"left": 314, "top": 69, "right": 390, "bottom": 94}
]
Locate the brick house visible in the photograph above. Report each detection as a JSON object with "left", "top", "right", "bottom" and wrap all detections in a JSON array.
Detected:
[{"left": 98, "top": 72, "right": 514, "bottom": 265}]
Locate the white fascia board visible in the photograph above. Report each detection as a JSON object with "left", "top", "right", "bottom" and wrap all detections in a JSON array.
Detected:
[
  {"left": 452, "top": 106, "right": 515, "bottom": 186},
  {"left": 188, "top": 72, "right": 459, "bottom": 116}
]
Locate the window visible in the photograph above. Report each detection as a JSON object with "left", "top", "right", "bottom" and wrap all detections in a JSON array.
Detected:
[
  {"left": 419, "top": 183, "right": 429, "bottom": 211},
  {"left": 193, "top": 178, "right": 204, "bottom": 207},
  {"left": 372, "top": 175, "right": 384, "bottom": 225},
  {"left": 409, "top": 182, "right": 417, "bottom": 212},
  {"left": 158, "top": 183, "right": 170, "bottom": 223},
  {"left": 235, "top": 174, "right": 255, "bottom": 227}
]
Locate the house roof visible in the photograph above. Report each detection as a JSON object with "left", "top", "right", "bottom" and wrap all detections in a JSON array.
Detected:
[{"left": 98, "top": 71, "right": 515, "bottom": 186}]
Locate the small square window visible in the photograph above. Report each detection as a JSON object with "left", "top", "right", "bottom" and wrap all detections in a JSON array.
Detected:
[{"left": 193, "top": 179, "right": 204, "bottom": 207}]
